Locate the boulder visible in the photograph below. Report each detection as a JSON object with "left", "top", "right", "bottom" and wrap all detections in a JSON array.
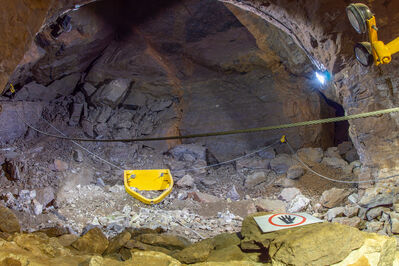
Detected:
[
  {"left": 104, "top": 231, "right": 131, "bottom": 255},
  {"left": 278, "top": 187, "right": 301, "bottom": 202},
  {"left": 240, "top": 213, "right": 366, "bottom": 265},
  {"left": 93, "top": 79, "right": 131, "bottom": 107},
  {"left": 337, "top": 141, "right": 353, "bottom": 155},
  {"left": 268, "top": 223, "right": 365, "bottom": 266},
  {"left": 0, "top": 101, "right": 43, "bottom": 143},
  {"left": 358, "top": 186, "right": 398, "bottom": 208},
  {"left": 366, "top": 207, "right": 389, "bottom": 221},
  {"left": 332, "top": 217, "right": 362, "bottom": 228},
  {"left": 82, "top": 82, "right": 97, "bottom": 97},
  {"left": 47, "top": 73, "right": 81, "bottom": 96},
  {"left": 344, "top": 206, "right": 360, "bottom": 218},
  {"left": 255, "top": 199, "right": 286, "bottom": 213},
  {"left": 226, "top": 185, "right": 240, "bottom": 201},
  {"left": 270, "top": 154, "right": 294, "bottom": 174},
  {"left": 257, "top": 148, "right": 275, "bottom": 159},
  {"left": 130, "top": 251, "right": 182, "bottom": 266},
  {"left": 390, "top": 212, "right": 399, "bottom": 234},
  {"left": 321, "top": 157, "right": 348, "bottom": 169},
  {"left": 326, "top": 207, "right": 345, "bottom": 221},
  {"left": 244, "top": 171, "right": 268, "bottom": 187},
  {"left": 176, "top": 175, "right": 195, "bottom": 189},
  {"left": 207, "top": 245, "right": 249, "bottom": 262},
  {"left": 365, "top": 221, "right": 384, "bottom": 232},
  {"left": 286, "top": 165, "right": 305, "bottom": 179},
  {"left": 0, "top": 205, "right": 20, "bottom": 233},
  {"left": 296, "top": 147, "right": 323, "bottom": 164},
  {"left": 57, "top": 234, "right": 79, "bottom": 247},
  {"left": 324, "top": 147, "right": 341, "bottom": 159},
  {"left": 69, "top": 103, "right": 83, "bottom": 126},
  {"left": 173, "top": 239, "right": 215, "bottom": 264},
  {"left": 168, "top": 144, "right": 206, "bottom": 161},
  {"left": 187, "top": 191, "right": 220, "bottom": 203},
  {"left": 71, "top": 227, "right": 109, "bottom": 254},
  {"left": 345, "top": 149, "right": 359, "bottom": 163},
  {"left": 150, "top": 100, "right": 173, "bottom": 112},
  {"left": 287, "top": 194, "right": 310, "bottom": 213},
  {"left": 320, "top": 187, "right": 350, "bottom": 208},
  {"left": 136, "top": 234, "right": 190, "bottom": 251},
  {"left": 14, "top": 82, "right": 57, "bottom": 101},
  {"left": 38, "top": 226, "right": 69, "bottom": 237}
]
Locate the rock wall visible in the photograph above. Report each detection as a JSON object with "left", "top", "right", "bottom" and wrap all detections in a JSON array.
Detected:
[
  {"left": 222, "top": 0, "right": 399, "bottom": 179},
  {"left": 3, "top": 0, "right": 335, "bottom": 161}
]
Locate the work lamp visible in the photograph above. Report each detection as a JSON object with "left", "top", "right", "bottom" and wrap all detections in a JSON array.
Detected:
[
  {"left": 346, "top": 3, "right": 373, "bottom": 34},
  {"left": 354, "top": 42, "right": 373, "bottom": 67}
]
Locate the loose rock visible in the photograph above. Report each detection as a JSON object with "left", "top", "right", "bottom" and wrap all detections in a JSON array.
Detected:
[{"left": 286, "top": 165, "right": 304, "bottom": 179}]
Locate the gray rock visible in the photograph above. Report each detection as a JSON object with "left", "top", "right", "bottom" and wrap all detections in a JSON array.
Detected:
[
  {"left": 69, "top": 103, "right": 83, "bottom": 126},
  {"left": 274, "top": 177, "right": 296, "bottom": 188},
  {"left": 47, "top": 73, "right": 81, "bottom": 96},
  {"left": 169, "top": 144, "right": 206, "bottom": 161},
  {"left": 358, "top": 186, "right": 397, "bottom": 208},
  {"left": 81, "top": 119, "right": 95, "bottom": 137},
  {"left": 345, "top": 149, "right": 359, "bottom": 163},
  {"left": 96, "top": 178, "right": 105, "bottom": 187},
  {"left": 286, "top": 165, "right": 305, "bottom": 179},
  {"left": 35, "top": 187, "right": 55, "bottom": 207},
  {"left": 337, "top": 141, "right": 353, "bottom": 155},
  {"left": 0, "top": 102, "right": 43, "bottom": 143},
  {"left": 320, "top": 187, "right": 350, "bottom": 208},
  {"left": 321, "top": 157, "right": 348, "bottom": 169},
  {"left": 82, "top": 82, "right": 97, "bottom": 96},
  {"left": 93, "top": 79, "right": 131, "bottom": 107},
  {"left": 326, "top": 207, "right": 345, "bottom": 221},
  {"left": 73, "top": 150, "right": 83, "bottom": 162},
  {"left": 332, "top": 217, "right": 362, "bottom": 228},
  {"left": 324, "top": 147, "right": 341, "bottom": 159},
  {"left": 226, "top": 185, "right": 240, "bottom": 201},
  {"left": 14, "top": 82, "right": 57, "bottom": 101},
  {"left": 96, "top": 106, "right": 112, "bottom": 123},
  {"left": 257, "top": 148, "right": 275, "bottom": 159},
  {"left": 390, "top": 212, "right": 399, "bottom": 234},
  {"left": 270, "top": 154, "right": 294, "bottom": 174},
  {"left": 296, "top": 147, "right": 323, "bottom": 163},
  {"left": 150, "top": 99, "right": 173, "bottom": 112},
  {"left": 245, "top": 171, "right": 268, "bottom": 187},
  {"left": 344, "top": 206, "right": 359, "bottom": 218},
  {"left": 366, "top": 207, "right": 389, "bottom": 221},
  {"left": 255, "top": 198, "right": 286, "bottom": 212},
  {"left": 365, "top": 221, "right": 384, "bottom": 232},
  {"left": 287, "top": 194, "right": 310, "bottom": 213},
  {"left": 123, "top": 90, "right": 148, "bottom": 109},
  {"left": 176, "top": 175, "right": 195, "bottom": 189},
  {"left": 278, "top": 187, "right": 301, "bottom": 202}
]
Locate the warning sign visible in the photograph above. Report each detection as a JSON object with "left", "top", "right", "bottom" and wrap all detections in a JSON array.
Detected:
[{"left": 253, "top": 213, "right": 323, "bottom": 233}]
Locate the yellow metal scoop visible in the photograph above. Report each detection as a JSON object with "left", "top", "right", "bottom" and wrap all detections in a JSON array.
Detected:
[{"left": 124, "top": 169, "right": 174, "bottom": 204}]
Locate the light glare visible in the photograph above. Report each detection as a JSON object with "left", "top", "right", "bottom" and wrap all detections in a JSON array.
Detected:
[{"left": 316, "top": 72, "right": 326, "bottom": 85}]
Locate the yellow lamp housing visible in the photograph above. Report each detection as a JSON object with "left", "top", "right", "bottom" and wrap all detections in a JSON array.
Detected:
[{"left": 347, "top": 3, "right": 399, "bottom": 66}]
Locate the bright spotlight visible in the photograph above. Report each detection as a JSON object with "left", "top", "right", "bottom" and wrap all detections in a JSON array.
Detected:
[{"left": 316, "top": 72, "right": 326, "bottom": 85}]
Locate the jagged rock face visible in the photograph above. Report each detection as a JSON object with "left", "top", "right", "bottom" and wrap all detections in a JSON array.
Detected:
[
  {"left": 223, "top": 0, "right": 399, "bottom": 178},
  {"left": 5, "top": 0, "right": 334, "bottom": 161}
]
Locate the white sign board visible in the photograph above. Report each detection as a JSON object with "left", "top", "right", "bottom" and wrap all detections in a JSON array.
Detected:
[{"left": 253, "top": 213, "right": 323, "bottom": 233}]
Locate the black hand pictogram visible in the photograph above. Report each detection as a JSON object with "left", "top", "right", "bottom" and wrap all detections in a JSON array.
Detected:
[{"left": 278, "top": 215, "right": 296, "bottom": 224}]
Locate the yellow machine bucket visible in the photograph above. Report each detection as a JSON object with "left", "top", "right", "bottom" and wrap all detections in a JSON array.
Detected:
[{"left": 124, "top": 169, "right": 174, "bottom": 205}]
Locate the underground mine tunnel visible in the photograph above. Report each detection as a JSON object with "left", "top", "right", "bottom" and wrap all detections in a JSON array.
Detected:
[{"left": 1, "top": 0, "right": 399, "bottom": 264}]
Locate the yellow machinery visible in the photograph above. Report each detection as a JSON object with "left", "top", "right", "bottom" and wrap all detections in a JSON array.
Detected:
[
  {"left": 124, "top": 169, "right": 174, "bottom": 204},
  {"left": 346, "top": 3, "right": 399, "bottom": 66}
]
